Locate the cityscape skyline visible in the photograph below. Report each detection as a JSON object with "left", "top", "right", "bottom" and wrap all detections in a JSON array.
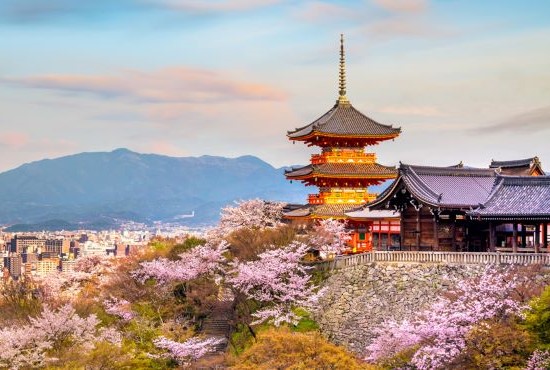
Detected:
[{"left": 1, "top": 0, "right": 550, "bottom": 172}]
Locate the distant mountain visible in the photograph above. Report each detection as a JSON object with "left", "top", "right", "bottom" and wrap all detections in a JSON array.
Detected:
[{"left": 0, "top": 149, "right": 310, "bottom": 229}]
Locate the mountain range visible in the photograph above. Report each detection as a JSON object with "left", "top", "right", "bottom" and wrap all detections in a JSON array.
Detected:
[{"left": 0, "top": 149, "right": 310, "bottom": 230}]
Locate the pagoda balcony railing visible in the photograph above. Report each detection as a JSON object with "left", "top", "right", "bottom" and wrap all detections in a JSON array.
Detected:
[
  {"left": 308, "top": 192, "right": 377, "bottom": 205},
  {"left": 313, "top": 251, "right": 550, "bottom": 270},
  {"left": 311, "top": 152, "right": 376, "bottom": 164}
]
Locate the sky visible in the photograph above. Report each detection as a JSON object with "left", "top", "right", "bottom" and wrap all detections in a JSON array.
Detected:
[{"left": 1, "top": 0, "right": 550, "bottom": 172}]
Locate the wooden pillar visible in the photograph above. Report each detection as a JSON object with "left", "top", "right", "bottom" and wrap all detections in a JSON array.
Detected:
[
  {"left": 416, "top": 208, "right": 421, "bottom": 250},
  {"left": 451, "top": 221, "right": 456, "bottom": 251},
  {"left": 521, "top": 224, "right": 527, "bottom": 248},
  {"left": 400, "top": 215, "right": 405, "bottom": 250},
  {"left": 544, "top": 223, "right": 548, "bottom": 249},
  {"left": 433, "top": 217, "right": 439, "bottom": 250},
  {"left": 535, "top": 224, "right": 541, "bottom": 253},
  {"left": 489, "top": 222, "right": 496, "bottom": 252},
  {"left": 512, "top": 223, "right": 518, "bottom": 253}
]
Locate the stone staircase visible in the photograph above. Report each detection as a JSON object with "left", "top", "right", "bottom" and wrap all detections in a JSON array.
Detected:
[{"left": 193, "top": 287, "right": 234, "bottom": 369}]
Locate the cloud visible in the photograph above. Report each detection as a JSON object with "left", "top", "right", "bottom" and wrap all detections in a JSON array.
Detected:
[
  {"left": 475, "top": 106, "right": 550, "bottom": 134},
  {"left": 371, "top": 0, "right": 428, "bottom": 13},
  {"left": 0, "top": 0, "right": 283, "bottom": 22},
  {"left": 151, "top": 0, "right": 283, "bottom": 13},
  {"left": 363, "top": 15, "right": 454, "bottom": 40},
  {"left": 375, "top": 105, "right": 443, "bottom": 117},
  {"left": 6, "top": 67, "right": 287, "bottom": 104},
  {"left": 293, "top": 1, "right": 357, "bottom": 23},
  {"left": 0, "top": 132, "right": 29, "bottom": 149}
]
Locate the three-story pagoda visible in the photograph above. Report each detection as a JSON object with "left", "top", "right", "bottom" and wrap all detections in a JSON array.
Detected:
[{"left": 284, "top": 35, "right": 401, "bottom": 252}]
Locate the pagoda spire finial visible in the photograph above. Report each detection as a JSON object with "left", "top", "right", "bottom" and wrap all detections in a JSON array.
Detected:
[{"left": 338, "top": 33, "right": 349, "bottom": 105}]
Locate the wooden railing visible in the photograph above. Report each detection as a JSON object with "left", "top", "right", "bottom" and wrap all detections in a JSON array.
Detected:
[{"left": 317, "top": 251, "right": 550, "bottom": 270}]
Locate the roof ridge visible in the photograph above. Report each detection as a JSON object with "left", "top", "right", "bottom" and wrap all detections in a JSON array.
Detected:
[
  {"left": 401, "top": 165, "right": 441, "bottom": 203},
  {"left": 401, "top": 163, "right": 497, "bottom": 177}
]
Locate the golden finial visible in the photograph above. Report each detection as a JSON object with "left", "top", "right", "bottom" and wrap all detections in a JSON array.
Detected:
[{"left": 338, "top": 33, "right": 349, "bottom": 105}]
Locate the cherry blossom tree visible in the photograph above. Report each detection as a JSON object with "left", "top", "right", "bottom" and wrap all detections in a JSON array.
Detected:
[
  {"left": 365, "top": 266, "right": 527, "bottom": 369},
  {"left": 0, "top": 304, "right": 121, "bottom": 369},
  {"left": 132, "top": 241, "right": 228, "bottom": 283},
  {"left": 38, "top": 254, "right": 117, "bottom": 303},
  {"left": 209, "top": 199, "right": 285, "bottom": 240},
  {"left": 103, "top": 297, "right": 136, "bottom": 321},
  {"left": 309, "top": 218, "right": 352, "bottom": 258},
  {"left": 228, "top": 241, "right": 321, "bottom": 326},
  {"left": 153, "top": 336, "right": 224, "bottom": 366},
  {"left": 525, "top": 350, "right": 550, "bottom": 370}
]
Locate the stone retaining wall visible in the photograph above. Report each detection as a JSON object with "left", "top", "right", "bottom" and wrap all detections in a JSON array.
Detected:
[{"left": 314, "top": 262, "right": 545, "bottom": 355}]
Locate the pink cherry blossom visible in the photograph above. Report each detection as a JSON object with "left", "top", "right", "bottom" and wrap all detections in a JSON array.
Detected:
[
  {"left": 309, "top": 218, "right": 352, "bottom": 257},
  {"left": 153, "top": 336, "right": 224, "bottom": 365},
  {"left": 132, "top": 241, "right": 228, "bottom": 283},
  {"left": 228, "top": 241, "right": 320, "bottom": 325},
  {"left": 366, "top": 266, "right": 527, "bottom": 369}
]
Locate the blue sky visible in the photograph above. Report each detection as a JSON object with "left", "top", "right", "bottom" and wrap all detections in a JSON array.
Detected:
[{"left": 1, "top": 0, "right": 549, "bottom": 171}]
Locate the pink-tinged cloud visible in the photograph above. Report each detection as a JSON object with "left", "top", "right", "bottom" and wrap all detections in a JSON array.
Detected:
[
  {"left": 293, "top": 1, "right": 356, "bottom": 23},
  {"left": 151, "top": 0, "right": 282, "bottom": 13},
  {"left": 364, "top": 15, "right": 454, "bottom": 40},
  {"left": 0, "top": 132, "right": 29, "bottom": 149},
  {"left": 372, "top": 0, "right": 428, "bottom": 13},
  {"left": 376, "top": 105, "right": 443, "bottom": 117},
  {"left": 475, "top": 105, "right": 550, "bottom": 134},
  {"left": 7, "top": 67, "right": 287, "bottom": 104}
]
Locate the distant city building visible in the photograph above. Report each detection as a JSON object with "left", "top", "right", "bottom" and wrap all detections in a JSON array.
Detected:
[
  {"left": 35, "top": 258, "right": 59, "bottom": 276},
  {"left": 10, "top": 235, "right": 46, "bottom": 254},
  {"left": 60, "top": 259, "right": 77, "bottom": 273},
  {"left": 4, "top": 255, "right": 22, "bottom": 279},
  {"left": 21, "top": 252, "right": 38, "bottom": 264},
  {"left": 45, "top": 239, "right": 71, "bottom": 255}
]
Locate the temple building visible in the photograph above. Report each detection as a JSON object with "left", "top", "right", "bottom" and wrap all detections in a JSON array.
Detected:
[
  {"left": 367, "top": 163, "right": 550, "bottom": 252},
  {"left": 489, "top": 157, "right": 545, "bottom": 176},
  {"left": 283, "top": 35, "right": 400, "bottom": 253}
]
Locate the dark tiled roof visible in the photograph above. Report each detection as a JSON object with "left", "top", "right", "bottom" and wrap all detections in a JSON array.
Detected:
[
  {"left": 489, "top": 157, "right": 545, "bottom": 176},
  {"left": 283, "top": 203, "right": 359, "bottom": 218},
  {"left": 285, "top": 163, "right": 397, "bottom": 178},
  {"left": 490, "top": 157, "right": 537, "bottom": 168},
  {"left": 469, "top": 176, "right": 550, "bottom": 219},
  {"left": 369, "top": 164, "right": 499, "bottom": 209},
  {"left": 287, "top": 102, "right": 401, "bottom": 139}
]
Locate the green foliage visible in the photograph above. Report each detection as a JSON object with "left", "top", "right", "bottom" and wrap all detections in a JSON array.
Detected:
[
  {"left": 456, "top": 319, "right": 534, "bottom": 369},
  {"left": 377, "top": 346, "right": 418, "bottom": 370},
  {"left": 291, "top": 308, "right": 319, "bottom": 333},
  {"left": 166, "top": 236, "right": 206, "bottom": 261},
  {"left": 524, "top": 285, "right": 550, "bottom": 349},
  {"left": 45, "top": 340, "right": 176, "bottom": 369},
  {"left": 309, "top": 266, "right": 331, "bottom": 286}
]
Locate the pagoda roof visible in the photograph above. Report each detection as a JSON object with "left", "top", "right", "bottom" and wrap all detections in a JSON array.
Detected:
[
  {"left": 489, "top": 156, "right": 545, "bottom": 176},
  {"left": 468, "top": 176, "right": 550, "bottom": 220},
  {"left": 285, "top": 162, "right": 397, "bottom": 179},
  {"left": 287, "top": 101, "right": 401, "bottom": 141},
  {"left": 369, "top": 164, "right": 500, "bottom": 210},
  {"left": 283, "top": 203, "right": 358, "bottom": 219}
]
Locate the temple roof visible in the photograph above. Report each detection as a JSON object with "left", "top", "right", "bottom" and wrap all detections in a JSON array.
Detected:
[
  {"left": 345, "top": 207, "right": 400, "bottom": 219},
  {"left": 369, "top": 164, "right": 500, "bottom": 209},
  {"left": 489, "top": 157, "right": 545, "bottom": 176},
  {"left": 287, "top": 102, "right": 401, "bottom": 140},
  {"left": 469, "top": 176, "right": 550, "bottom": 220},
  {"left": 283, "top": 203, "right": 358, "bottom": 219},
  {"left": 285, "top": 162, "right": 397, "bottom": 179},
  {"left": 287, "top": 34, "right": 400, "bottom": 144}
]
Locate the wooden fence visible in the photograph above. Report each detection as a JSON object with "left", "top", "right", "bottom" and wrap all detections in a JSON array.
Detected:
[{"left": 317, "top": 251, "right": 550, "bottom": 270}]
